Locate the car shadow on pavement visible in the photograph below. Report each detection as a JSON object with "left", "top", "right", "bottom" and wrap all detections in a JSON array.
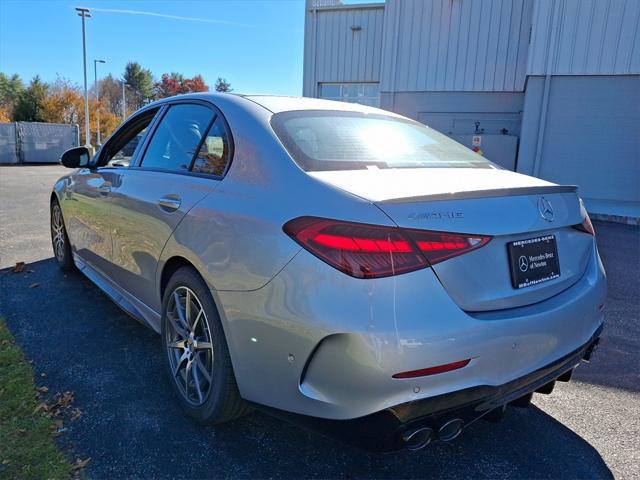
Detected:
[
  {"left": 575, "top": 221, "right": 640, "bottom": 394},
  {"left": 0, "top": 258, "right": 613, "bottom": 479}
]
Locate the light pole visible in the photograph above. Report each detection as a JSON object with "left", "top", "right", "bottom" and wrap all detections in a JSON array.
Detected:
[
  {"left": 76, "top": 7, "right": 91, "bottom": 149},
  {"left": 93, "top": 59, "right": 105, "bottom": 146},
  {"left": 120, "top": 80, "right": 129, "bottom": 121}
]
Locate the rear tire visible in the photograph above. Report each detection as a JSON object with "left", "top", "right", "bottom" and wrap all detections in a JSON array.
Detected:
[
  {"left": 50, "top": 199, "right": 75, "bottom": 271},
  {"left": 161, "top": 266, "right": 249, "bottom": 424}
]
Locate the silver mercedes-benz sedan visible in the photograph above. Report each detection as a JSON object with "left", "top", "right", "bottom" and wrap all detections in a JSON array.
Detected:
[{"left": 51, "top": 93, "right": 605, "bottom": 451}]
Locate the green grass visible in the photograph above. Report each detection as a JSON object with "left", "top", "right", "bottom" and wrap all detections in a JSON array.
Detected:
[{"left": 0, "top": 319, "right": 72, "bottom": 479}]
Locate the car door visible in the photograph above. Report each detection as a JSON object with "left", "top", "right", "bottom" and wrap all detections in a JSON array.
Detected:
[
  {"left": 63, "top": 166, "right": 116, "bottom": 274},
  {"left": 63, "top": 109, "right": 159, "bottom": 274},
  {"left": 107, "top": 100, "right": 230, "bottom": 311}
]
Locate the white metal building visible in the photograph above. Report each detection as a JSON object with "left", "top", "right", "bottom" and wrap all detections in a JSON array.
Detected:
[{"left": 303, "top": 0, "right": 640, "bottom": 222}]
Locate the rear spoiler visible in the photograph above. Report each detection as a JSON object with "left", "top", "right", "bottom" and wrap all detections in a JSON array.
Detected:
[{"left": 378, "top": 185, "right": 578, "bottom": 204}]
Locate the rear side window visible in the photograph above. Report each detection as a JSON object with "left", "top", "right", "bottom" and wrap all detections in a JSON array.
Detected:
[
  {"left": 271, "top": 110, "right": 494, "bottom": 172},
  {"left": 141, "top": 104, "right": 214, "bottom": 171},
  {"left": 192, "top": 117, "right": 231, "bottom": 176}
]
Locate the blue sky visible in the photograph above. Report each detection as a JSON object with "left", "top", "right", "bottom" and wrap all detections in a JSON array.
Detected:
[{"left": 0, "top": 0, "right": 306, "bottom": 95}]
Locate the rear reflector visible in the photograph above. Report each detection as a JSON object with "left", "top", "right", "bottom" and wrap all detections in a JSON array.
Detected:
[
  {"left": 283, "top": 216, "right": 491, "bottom": 279},
  {"left": 392, "top": 359, "right": 471, "bottom": 379}
]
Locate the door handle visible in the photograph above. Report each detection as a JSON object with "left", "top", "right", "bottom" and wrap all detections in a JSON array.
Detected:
[
  {"left": 98, "top": 182, "right": 112, "bottom": 195},
  {"left": 158, "top": 195, "right": 182, "bottom": 212}
]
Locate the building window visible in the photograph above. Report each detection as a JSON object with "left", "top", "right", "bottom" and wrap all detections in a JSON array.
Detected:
[{"left": 319, "top": 83, "right": 380, "bottom": 107}]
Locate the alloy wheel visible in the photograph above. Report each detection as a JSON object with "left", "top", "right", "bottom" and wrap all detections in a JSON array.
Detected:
[
  {"left": 165, "top": 286, "right": 215, "bottom": 406},
  {"left": 51, "top": 204, "right": 66, "bottom": 262}
]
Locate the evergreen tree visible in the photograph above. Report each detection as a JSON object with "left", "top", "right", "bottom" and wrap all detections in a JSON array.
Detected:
[
  {"left": 123, "top": 62, "right": 153, "bottom": 108},
  {"left": 214, "top": 77, "right": 232, "bottom": 92},
  {"left": 13, "top": 76, "right": 48, "bottom": 122},
  {"left": 0, "top": 73, "right": 24, "bottom": 119}
]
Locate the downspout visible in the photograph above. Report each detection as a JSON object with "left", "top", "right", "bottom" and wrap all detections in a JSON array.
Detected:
[{"left": 533, "top": 0, "right": 562, "bottom": 177}]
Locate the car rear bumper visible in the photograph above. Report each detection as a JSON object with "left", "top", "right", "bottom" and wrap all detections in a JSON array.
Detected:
[
  {"left": 215, "top": 239, "right": 606, "bottom": 421},
  {"left": 253, "top": 324, "right": 602, "bottom": 452}
]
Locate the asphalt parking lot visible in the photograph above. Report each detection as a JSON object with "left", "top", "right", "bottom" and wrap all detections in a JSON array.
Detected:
[{"left": 1, "top": 165, "right": 639, "bottom": 479}]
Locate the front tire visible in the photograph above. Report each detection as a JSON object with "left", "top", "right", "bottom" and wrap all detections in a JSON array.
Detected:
[
  {"left": 50, "top": 199, "right": 74, "bottom": 271},
  {"left": 161, "top": 266, "right": 249, "bottom": 424}
]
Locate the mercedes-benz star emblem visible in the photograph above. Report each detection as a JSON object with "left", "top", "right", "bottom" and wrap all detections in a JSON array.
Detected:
[
  {"left": 519, "top": 255, "right": 529, "bottom": 272},
  {"left": 538, "top": 196, "right": 554, "bottom": 222}
]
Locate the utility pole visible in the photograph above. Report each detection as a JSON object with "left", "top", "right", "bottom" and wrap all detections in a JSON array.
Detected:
[
  {"left": 120, "top": 80, "right": 128, "bottom": 121},
  {"left": 94, "top": 59, "right": 105, "bottom": 145},
  {"left": 76, "top": 7, "right": 92, "bottom": 149}
]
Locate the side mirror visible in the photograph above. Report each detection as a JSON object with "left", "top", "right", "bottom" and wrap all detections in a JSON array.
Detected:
[{"left": 60, "top": 147, "right": 91, "bottom": 168}]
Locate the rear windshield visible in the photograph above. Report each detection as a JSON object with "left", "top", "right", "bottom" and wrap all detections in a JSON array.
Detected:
[{"left": 271, "top": 110, "right": 494, "bottom": 172}]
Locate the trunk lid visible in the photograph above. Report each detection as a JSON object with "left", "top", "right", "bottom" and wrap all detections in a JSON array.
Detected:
[{"left": 309, "top": 168, "right": 593, "bottom": 311}]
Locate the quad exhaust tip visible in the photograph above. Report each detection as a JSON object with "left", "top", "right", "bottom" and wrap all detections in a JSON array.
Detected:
[
  {"left": 438, "top": 418, "right": 464, "bottom": 442},
  {"left": 402, "top": 418, "right": 464, "bottom": 451},
  {"left": 402, "top": 427, "right": 435, "bottom": 451}
]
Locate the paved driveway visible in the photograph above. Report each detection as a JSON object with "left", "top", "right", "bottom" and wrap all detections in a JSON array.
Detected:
[
  {"left": 1, "top": 166, "right": 638, "bottom": 479},
  {"left": 0, "top": 165, "right": 68, "bottom": 268}
]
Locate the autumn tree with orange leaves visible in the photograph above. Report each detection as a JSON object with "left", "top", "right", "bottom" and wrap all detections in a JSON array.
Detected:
[
  {"left": 1, "top": 66, "right": 220, "bottom": 144},
  {"left": 0, "top": 107, "right": 10, "bottom": 123},
  {"left": 41, "top": 78, "right": 120, "bottom": 145}
]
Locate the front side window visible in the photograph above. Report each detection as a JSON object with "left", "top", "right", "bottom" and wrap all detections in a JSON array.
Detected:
[
  {"left": 102, "top": 109, "right": 158, "bottom": 168},
  {"left": 271, "top": 111, "right": 494, "bottom": 172},
  {"left": 192, "top": 117, "right": 231, "bottom": 176},
  {"left": 141, "top": 104, "right": 214, "bottom": 171}
]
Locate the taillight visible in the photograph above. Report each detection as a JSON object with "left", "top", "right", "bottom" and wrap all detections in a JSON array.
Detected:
[
  {"left": 573, "top": 213, "right": 595, "bottom": 235},
  {"left": 283, "top": 217, "right": 428, "bottom": 278},
  {"left": 406, "top": 229, "right": 492, "bottom": 265},
  {"left": 283, "top": 216, "right": 491, "bottom": 279}
]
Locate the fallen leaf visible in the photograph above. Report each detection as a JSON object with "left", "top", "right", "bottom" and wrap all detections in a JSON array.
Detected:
[
  {"left": 70, "top": 408, "right": 83, "bottom": 420},
  {"left": 29, "top": 283, "right": 40, "bottom": 289},
  {"left": 58, "top": 391, "right": 75, "bottom": 407},
  {"left": 37, "top": 386, "right": 49, "bottom": 393},
  {"left": 16, "top": 428, "right": 26, "bottom": 434},
  {"left": 40, "top": 373, "right": 47, "bottom": 378},
  {"left": 2, "top": 459, "right": 9, "bottom": 465},
  {"left": 33, "top": 402, "right": 47, "bottom": 414},
  {"left": 72, "top": 458, "right": 91, "bottom": 471},
  {"left": 12, "top": 262, "right": 25, "bottom": 273}
]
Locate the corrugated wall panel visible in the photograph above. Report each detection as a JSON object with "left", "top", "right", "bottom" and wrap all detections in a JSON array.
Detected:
[
  {"left": 380, "top": 0, "right": 533, "bottom": 92},
  {"left": 302, "top": 5, "right": 314, "bottom": 96},
  {"left": 452, "top": 0, "right": 471, "bottom": 91},
  {"left": 303, "top": 3, "right": 385, "bottom": 96},
  {"left": 528, "top": 0, "right": 640, "bottom": 75},
  {"left": 504, "top": 0, "right": 524, "bottom": 90}
]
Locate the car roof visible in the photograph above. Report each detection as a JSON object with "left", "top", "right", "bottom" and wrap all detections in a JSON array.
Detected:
[
  {"left": 238, "top": 94, "right": 399, "bottom": 116},
  {"left": 144, "top": 92, "right": 402, "bottom": 118}
]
